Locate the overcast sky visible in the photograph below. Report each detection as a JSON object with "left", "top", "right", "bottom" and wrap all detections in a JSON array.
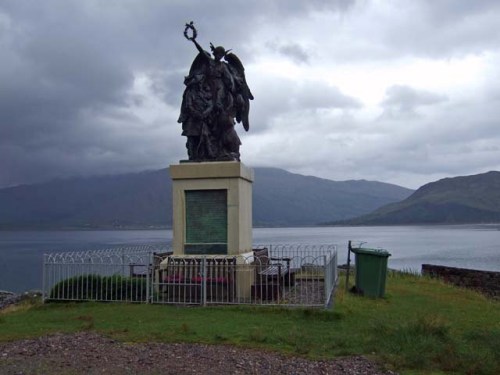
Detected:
[{"left": 1, "top": 0, "right": 500, "bottom": 190}]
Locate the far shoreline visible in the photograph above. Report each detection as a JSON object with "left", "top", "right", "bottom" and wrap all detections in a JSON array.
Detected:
[{"left": 1, "top": 223, "right": 500, "bottom": 231}]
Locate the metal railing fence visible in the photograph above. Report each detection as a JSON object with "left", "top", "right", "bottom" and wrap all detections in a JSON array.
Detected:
[
  {"left": 43, "top": 244, "right": 338, "bottom": 308},
  {"left": 42, "top": 244, "right": 168, "bottom": 303},
  {"left": 324, "top": 250, "right": 338, "bottom": 308}
]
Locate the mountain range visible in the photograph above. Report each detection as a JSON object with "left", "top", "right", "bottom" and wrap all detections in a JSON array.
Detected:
[
  {"left": 335, "top": 171, "right": 500, "bottom": 225},
  {"left": 0, "top": 167, "right": 413, "bottom": 229},
  {"left": 3, "top": 167, "right": 497, "bottom": 228}
]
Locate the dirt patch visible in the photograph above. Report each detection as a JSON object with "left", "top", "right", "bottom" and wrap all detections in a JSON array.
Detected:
[{"left": 0, "top": 332, "right": 396, "bottom": 374}]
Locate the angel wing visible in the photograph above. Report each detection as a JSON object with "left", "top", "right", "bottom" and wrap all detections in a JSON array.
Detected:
[
  {"left": 225, "top": 53, "right": 254, "bottom": 131},
  {"left": 188, "top": 51, "right": 210, "bottom": 76},
  {"left": 178, "top": 51, "right": 211, "bottom": 123}
]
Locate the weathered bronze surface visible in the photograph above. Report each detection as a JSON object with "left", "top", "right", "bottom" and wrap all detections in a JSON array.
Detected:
[
  {"left": 185, "top": 189, "right": 227, "bottom": 243},
  {"left": 179, "top": 22, "right": 254, "bottom": 162}
]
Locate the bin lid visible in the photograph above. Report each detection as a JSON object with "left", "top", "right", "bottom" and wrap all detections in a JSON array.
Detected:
[{"left": 351, "top": 247, "right": 391, "bottom": 257}]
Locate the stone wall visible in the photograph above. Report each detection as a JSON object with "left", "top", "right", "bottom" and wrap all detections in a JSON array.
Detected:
[
  {"left": 421, "top": 264, "right": 499, "bottom": 299},
  {"left": 0, "top": 290, "right": 43, "bottom": 310}
]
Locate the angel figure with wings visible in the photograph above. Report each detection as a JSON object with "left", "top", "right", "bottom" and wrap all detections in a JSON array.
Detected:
[{"left": 178, "top": 22, "right": 254, "bottom": 161}]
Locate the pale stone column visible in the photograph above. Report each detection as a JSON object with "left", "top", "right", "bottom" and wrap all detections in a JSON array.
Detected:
[{"left": 170, "top": 161, "right": 253, "bottom": 256}]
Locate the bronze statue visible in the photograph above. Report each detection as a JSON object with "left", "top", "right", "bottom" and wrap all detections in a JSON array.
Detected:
[{"left": 178, "top": 22, "right": 254, "bottom": 161}]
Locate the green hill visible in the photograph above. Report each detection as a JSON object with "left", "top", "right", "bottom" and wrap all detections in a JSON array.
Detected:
[{"left": 337, "top": 171, "right": 500, "bottom": 225}]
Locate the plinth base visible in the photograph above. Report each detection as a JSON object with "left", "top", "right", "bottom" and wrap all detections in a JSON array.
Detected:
[{"left": 170, "top": 161, "right": 253, "bottom": 256}]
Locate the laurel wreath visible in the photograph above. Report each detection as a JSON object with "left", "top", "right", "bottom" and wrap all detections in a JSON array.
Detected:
[{"left": 184, "top": 21, "right": 197, "bottom": 41}]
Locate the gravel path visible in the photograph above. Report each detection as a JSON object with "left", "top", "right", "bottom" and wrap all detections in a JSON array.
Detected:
[
  {"left": 1, "top": 292, "right": 396, "bottom": 374},
  {"left": 0, "top": 332, "right": 396, "bottom": 375}
]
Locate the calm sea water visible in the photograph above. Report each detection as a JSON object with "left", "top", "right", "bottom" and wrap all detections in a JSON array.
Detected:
[{"left": 1, "top": 225, "right": 499, "bottom": 293}]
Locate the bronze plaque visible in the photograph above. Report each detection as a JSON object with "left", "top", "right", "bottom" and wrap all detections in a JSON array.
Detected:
[{"left": 185, "top": 189, "right": 227, "bottom": 254}]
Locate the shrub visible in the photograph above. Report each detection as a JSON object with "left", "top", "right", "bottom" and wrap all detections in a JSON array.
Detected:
[{"left": 49, "top": 274, "right": 148, "bottom": 302}]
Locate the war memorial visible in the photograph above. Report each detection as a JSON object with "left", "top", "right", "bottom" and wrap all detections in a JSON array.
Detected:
[
  {"left": 42, "top": 23, "right": 338, "bottom": 307},
  {"left": 171, "top": 21, "right": 255, "bottom": 258}
]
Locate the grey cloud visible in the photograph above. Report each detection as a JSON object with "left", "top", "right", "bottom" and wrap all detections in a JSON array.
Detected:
[
  {"left": 247, "top": 76, "right": 360, "bottom": 136},
  {"left": 0, "top": 1, "right": 248, "bottom": 187},
  {"left": 266, "top": 41, "right": 311, "bottom": 64},
  {"left": 1, "top": 0, "right": 499, "bottom": 190},
  {"left": 321, "top": 1, "right": 500, "bottom": 63},
  {"left": 148, "top": 70, "right": 185, "bottom": 108},
  {"left": 422, "top": 0, "right": 499, "bottom": 25},
  {"left": 380, "top": 85, "right": 447, "bottom": 119},
  {"left": 369, "top": 95, "right": 500, "bottom": 184},
  {"left": 249, "top": 74, "right": 500, "bottom": 189},
  {"left": 381, "top": 1, "right": 500, "bottom": 58},
  {"left": 294, "top": 82, "right": 361, "bottom": 110},
  {"left": 278, "top": 43, "right": 310, "bottom": 64}
]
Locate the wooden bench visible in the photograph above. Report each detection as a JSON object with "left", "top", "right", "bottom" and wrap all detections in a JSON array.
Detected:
[
  {"left": 130, "top": 251, "right": 172, "bottom": 278},
  {"left": 263, "top": 257, "right": 295, "bottom": 286},
  {"left": 251, "top": 249, "right": 296, "bottom": 301}
]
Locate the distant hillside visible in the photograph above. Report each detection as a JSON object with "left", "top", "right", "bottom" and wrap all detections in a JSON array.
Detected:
[
  {"left": 0, "top": 167, "right": 413, "bottom": 229},
  {"left": 336, "top": 171, "right": 500, "bottom": 225},
  {"left": 253, "top": 168, "right": 413, "bottom": 226},
  {"left": 0, "top": 169, "right": 172, "bottom": 229}
]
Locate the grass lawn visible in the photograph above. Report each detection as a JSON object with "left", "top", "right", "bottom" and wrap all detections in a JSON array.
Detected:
[{"left": 1, "top": 272, "right": 498, "bottom": 375}]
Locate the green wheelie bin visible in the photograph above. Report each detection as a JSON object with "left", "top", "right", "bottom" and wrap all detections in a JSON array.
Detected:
[{"left": 351, "top": 247, "right": 391, "bottom": 298}]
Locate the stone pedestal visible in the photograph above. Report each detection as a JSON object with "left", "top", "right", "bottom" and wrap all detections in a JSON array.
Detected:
[{"left": 170, "top": 161, "right": 253, "bottom": 256}]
